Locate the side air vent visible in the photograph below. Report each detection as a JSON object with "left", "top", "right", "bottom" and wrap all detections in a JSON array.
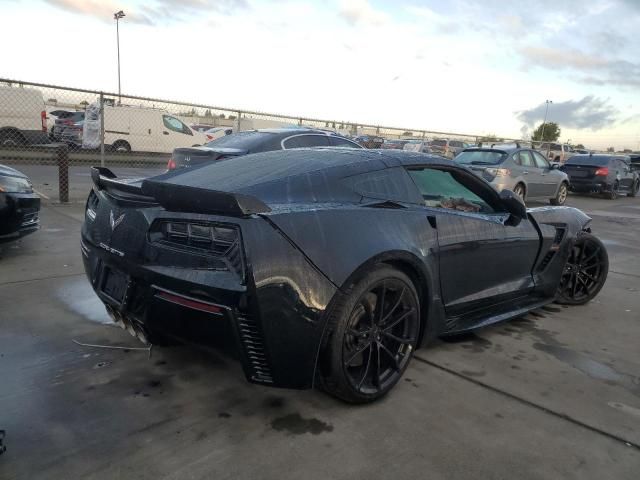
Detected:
[
  {"left": 237, "top": 314, "right": 273, "bottom": 384},
  {"left": 537, "top": 227, "right": 566, "bottom": 272}
]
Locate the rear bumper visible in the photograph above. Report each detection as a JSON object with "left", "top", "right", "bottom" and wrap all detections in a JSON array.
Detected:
[
  {"left": 0, "top": 192, "right": 40, "bottom": 242},
  {"left": 80, "top": 215, "right": 337, "bottom": 390},
  {"left": 568, "top": 178, "right": 610, "bottom": 192}
]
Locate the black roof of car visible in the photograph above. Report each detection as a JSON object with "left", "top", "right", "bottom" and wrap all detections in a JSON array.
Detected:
[{"left": 152, "top": 148, "right": 450, "bottom": 206}]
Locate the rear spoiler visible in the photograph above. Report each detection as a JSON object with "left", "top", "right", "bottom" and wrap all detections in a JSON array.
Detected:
[{"left": 90, "top": 167, "right": 271, "bottom": 216}]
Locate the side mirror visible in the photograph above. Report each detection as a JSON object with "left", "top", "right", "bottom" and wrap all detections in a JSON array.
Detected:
[
  {"left": 550, "top": 162, "right": 560, "bottom": 170},
  {"left": 500, "top": 189, "right": 527, "bottom": 224}
]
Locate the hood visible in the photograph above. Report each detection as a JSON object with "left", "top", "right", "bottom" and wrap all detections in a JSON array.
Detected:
[{"left": 0, "top": 164, "right": 28, "bottom": 178}]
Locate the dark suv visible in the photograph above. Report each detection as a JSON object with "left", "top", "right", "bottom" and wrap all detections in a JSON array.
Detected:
[
  {"left": 561, "top": 154, "right": 639, "bottom": 199},
  {"left": 168, "top": 128, "right": 362, "bottom": 170}
]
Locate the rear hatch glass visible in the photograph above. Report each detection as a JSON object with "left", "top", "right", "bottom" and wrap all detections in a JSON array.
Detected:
[{"left": 455, "top": 150, "right": 506, "bottom": 166}]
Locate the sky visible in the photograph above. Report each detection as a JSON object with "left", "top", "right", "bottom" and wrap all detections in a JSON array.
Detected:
[{"left": 2, "top": 0, "right": 639, "bottom": 150}]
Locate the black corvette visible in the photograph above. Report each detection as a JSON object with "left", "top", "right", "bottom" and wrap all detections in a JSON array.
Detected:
[
  {"left": 0, "top": 164, "right": 40, "bottom": 242},
  {"left": 81, "top": 149, "right": 608, "bottom": 403}
]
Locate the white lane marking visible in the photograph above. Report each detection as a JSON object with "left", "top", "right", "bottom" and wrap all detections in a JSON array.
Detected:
[{"left": 34, "top": 189, "right": 50, "bottom": 200}]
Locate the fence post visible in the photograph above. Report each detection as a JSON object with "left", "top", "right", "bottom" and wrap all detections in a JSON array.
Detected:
[
  {"left": 236, "top": 111, "right": 241, "bottom": 132},
  {"left": 100, "top": 92, "right": 105, "bottom": 167},
  {"left": 57, "top": 144, "right": 69, "bottom": 203}
]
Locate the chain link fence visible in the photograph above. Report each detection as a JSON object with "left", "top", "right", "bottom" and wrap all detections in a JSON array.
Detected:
[{"left": 0, "top": 78, "right": 518, "bottom": 203}]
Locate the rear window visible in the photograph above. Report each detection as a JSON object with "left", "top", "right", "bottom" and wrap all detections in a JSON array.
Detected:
[
  {"left": 205, "top": 131, "right": 275, "bottom": 149},
  {"left": 565, "top": 155, "right": 609, "bottom": 166},
  {"left": 454, "top": 150, "right": 506, "bottom": 165}
]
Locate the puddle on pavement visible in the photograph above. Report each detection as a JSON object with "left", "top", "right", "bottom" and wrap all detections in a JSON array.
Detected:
[
  {"left": 57, "top": 277, "right": 113, "bottom": 325},
  {"left": 270, "top": 413, "right": 333, "bottom": 435},
  {"left": 533, "top": 342, "right": 640, "bottom": 396}
]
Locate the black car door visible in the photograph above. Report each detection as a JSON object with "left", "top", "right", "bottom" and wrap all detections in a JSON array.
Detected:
[
  {"left": 616, "top": 159, "right": 633, "bottom": 190},
  {"left": 406, "top": 166, "right": 540, "bottom": 323}
]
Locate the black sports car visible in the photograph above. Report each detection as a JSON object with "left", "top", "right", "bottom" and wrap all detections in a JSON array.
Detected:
[
  {"left": 0, "top": 164, "right": 40, "bottom": 242},
  {"left": 168, "top": 128, "right": 362, "bottom": 170},
  {"left": 81, "top": 149, "right": 608, "bottom": 403}
]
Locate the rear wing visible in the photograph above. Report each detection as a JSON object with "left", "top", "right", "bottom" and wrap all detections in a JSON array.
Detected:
[{"left": 90, "top": 167, "right": 271, "bottom": 216}]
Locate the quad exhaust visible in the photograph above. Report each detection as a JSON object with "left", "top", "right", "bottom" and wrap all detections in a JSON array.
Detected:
[{"left": 104, "top": 305, "right": 150, "bottom": 346}]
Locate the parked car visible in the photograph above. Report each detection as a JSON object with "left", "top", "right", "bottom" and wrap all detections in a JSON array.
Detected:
[
  {"left": 429, "top": 139, "right": 470, "bottom": 159},
  {"left": 202, "top": 126, "right": 234, "bottom": 141},
  {"left": 538, "top": 143, "right": 575, "bottom": 163},
  {"left": 168, "top": 128, "right": 362, "bottom": 170},
  {"left": 0, "top": 85, "right": 49, "bottom": 146},
  {"left": 52, "top": 111, "right": 84, "bottom": 140},
  {"left": 84, "top": 149, "right": 608, "bottom": 402},
  {"left": 381, "top": 139, "right": 409, "bottom": 150},
  {"left": 190, "top": 124, "right": 215, "bottom": 133},
  {"left": 455, "top": 145, "right": 570, "bottom": 205},
  {"left": 82, "top": 104, "right": 209, "bottom": 153},
  {"left": 354, "top": 135, "right": 384, "bottom": 148},
  {"left": 402, "top": 140, "right": 431, "bottom": 153},
  {"left": 0, "top": 164, "right": 40, "bottom": 242},
  {"left": 561, "top": 154, "right": 639, "bottom": 199}
]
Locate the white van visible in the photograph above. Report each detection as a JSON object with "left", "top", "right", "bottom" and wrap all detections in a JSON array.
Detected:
[
  {"left": 0, "top": 85, "right": 49, "bottom": 146},
  {"left": 82, "top": 104, "right": 208, "bottom": 153}
]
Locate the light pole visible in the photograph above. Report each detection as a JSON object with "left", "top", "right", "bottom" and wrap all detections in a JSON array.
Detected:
[
  {"left": 114, "top": 10, "right": 125, "bottom": 104},
  {"left": 539, "top": 99, "right": 552, "bottom": 143}
]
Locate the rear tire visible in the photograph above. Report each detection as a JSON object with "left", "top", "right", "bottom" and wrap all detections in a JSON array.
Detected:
[
  {"left": 0, "top": 129, "right": 27, "bottom": 147},
  {"left": 513, "top": 183, "right": 526, "bottom": 202},
  {"left": 555, "top": 233, "right": 608, "bottom": 305},
  {"left": 604, "top": 181, "right": 619, "bottom": 200},
  {"left": 550, "top": 182, "right": 568, "bottom": 205},
  {"left": 319, "top": 265, "right": 421, "bottom": 403},
  {"left": 112, "top": 140, "right": 131, "bottom": 153}
]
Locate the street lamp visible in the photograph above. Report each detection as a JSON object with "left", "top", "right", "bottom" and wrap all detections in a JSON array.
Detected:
[
  {"left": 114, "top": 10, "right": 125, "bottom": 104},
  {"left": 539, "top": 99, "right": 552, "bottom": 142}
]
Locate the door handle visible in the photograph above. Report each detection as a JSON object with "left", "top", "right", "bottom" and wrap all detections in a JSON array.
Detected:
[
  {"left": 163, "top": 131, "right": 169, "bottom": 135},
  {"left": 522, "top": 171, "right": 529, "bottom": 175},
  {"left": 148, "top": 129, "right": 151, "bottom": 134}
]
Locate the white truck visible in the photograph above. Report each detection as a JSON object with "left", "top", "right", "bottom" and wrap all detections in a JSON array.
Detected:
[
  {"left": 0, "top": 85, "right": 50, "bottom": 146},
  {"left": 83, "top": 104, "right": 209, "bottom": 153}
]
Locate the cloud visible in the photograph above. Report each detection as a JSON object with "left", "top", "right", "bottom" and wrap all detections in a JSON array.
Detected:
[
  {"left": 45, "top": 0, "right": 249, "bottom": 24},
  {"left": 516, "top": 96, "right": 619, "bottom": 130},
  {"left": 339, "top": 0, "right": 388, "bottom": 26},
  {"left": 45, "top": 0, "right": 155, "bottom": 24},
  {"left": 519, "top": 45, "right": 640, "bottom": 87}
]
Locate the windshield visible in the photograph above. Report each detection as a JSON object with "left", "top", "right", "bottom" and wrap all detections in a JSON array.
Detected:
[
  {"left": 565, "top": 155, "right": 609, "bottom": 166},
  {"left": 204, "top": 131, "right": 274, "bottom": 149},
  {"left": 455, "top": 150, "right": 507, "bottom": 165}
]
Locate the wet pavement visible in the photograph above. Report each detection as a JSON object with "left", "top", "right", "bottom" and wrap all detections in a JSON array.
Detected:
[{"left": 0, "top": 193, "right": 639, "bottom": 479}]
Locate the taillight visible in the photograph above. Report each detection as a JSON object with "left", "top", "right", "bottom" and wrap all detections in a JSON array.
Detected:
[
  {"left": 594, "top": 167, "right": 609, "bottom": 176},
  {"left": 485, "top": 167, "right": 511, "bottom": 180},
  {"left": 167, "top": 158, "right": 177, "bottom": 170},
  {"left": 41, "top": 111, "right": 46, "bottom": 132},
  {"left": 206, "top": 134, "right": 213, "bottom": 141}
]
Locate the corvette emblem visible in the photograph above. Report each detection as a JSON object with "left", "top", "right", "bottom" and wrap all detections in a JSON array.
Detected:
[{"left": 110, "top": 210, "right": 125, "bottom": 231}]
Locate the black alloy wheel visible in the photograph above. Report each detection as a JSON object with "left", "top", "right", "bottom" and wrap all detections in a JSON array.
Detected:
[
  {"left": 556, "top": 233, "right": 608, "bottom": 305},
  {"left": 320, "top": 266, "right": 420, "bottom": 403}
]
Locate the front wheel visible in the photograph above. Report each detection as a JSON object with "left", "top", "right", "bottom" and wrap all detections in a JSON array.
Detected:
[
  {"left": 556, "top": 233, "right": 608, "bottom": 305},
  {"left": 513, "top": 183, "right": 526, "bottom": 202},
  {"left": 550, "top": 182, "right": 568, "bottom": 205},
  {"left": 628, "top": 180, "right": 639, "bottom": 198},
  {"left": 319, "top": 266, "right": 421, "bottom": 403}
]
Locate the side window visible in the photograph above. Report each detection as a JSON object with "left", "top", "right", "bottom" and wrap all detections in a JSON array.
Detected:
[
  {"left": 532, "top": 151, "right": 550, "bottom": 169},
  {"left": 517, "top": 151, "right": 535, "bottom": 168},
  {"left": 329, "top": 136, "right": 361, "bottom": 148},
  {"left": 282, "top": 135, "right": 330, "bottom": 149},
  {"left": 163, "top": 115, "right": 192, "bottom": 136},
  {"left": 407, "top": 168, "right": 495, "bottom": 213},
  {"left": 511, "top": 153, "right": 522, "bottom": 166}
]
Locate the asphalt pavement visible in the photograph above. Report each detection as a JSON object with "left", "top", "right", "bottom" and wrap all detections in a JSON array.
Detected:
[{"left": 0, "top": 189, "right": 639, "bottom": 479}]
